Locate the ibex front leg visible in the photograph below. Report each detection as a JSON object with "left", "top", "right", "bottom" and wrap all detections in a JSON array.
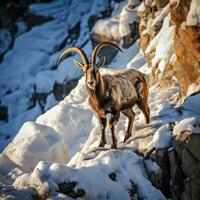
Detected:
[
  {"left": 122, "top": 109, "right": 135, "bottom": 142},
  {"left": 98, "top": 115, "right": 107, "bottom": 147},
  {"left": 109, "top": 112, "right": 120, "bottom": 149}
]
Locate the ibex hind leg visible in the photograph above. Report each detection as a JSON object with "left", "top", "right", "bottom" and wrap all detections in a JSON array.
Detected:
[
  {"left": 136, "top": 100, "right": 150, "bottom": 124},
  {"left": 122, "top": 109, "right": 135, "bottom": 142}
]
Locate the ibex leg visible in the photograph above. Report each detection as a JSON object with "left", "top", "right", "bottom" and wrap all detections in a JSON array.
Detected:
[
  {"left": 109, "top": 113, "right": 120, "bottom": 149},
  {"left": 122, "top": 109, "right": 135, "bottom": 142},
  {"left": 98, "top": 116, "right": 107, "bottom": 147}
]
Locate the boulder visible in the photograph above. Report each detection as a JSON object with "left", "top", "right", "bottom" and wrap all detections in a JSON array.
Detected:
[{"left": 4, "top": 122, "right": 68, "bottom": 172}]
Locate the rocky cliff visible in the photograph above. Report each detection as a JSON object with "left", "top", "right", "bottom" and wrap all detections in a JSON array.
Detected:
[{"left": 138, "top": 0, "right": 200, "bottom": 98}]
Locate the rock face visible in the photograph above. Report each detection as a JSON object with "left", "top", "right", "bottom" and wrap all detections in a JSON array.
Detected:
[
  {"left": 149, "top": 129, "right": 200, "bottom": 200},
  {"left": 170, "top": 0, "right": 200, "bottom": 97},
  {"left": 171, "top": 132, "right": 200, "bottom": 200},
  {"left": 138, "top": 0, "right": 200, "bottom": 97}
]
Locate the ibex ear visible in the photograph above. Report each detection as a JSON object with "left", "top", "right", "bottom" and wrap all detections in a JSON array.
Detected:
[
  {"left": 97, "top": 56, "right": 106, "bottom": 69},
  {"left": 73, "top": 60, "right": 85, "bottom": 70}
]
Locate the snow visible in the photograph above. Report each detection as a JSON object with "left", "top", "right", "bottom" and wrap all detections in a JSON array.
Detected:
[
  {"left": 3, "top": 122, "right": 68, "bottom": 172},
  {"left": 148, "top": 124, "right": 172, "bottom": 149},
  {"left": 173, "top": 117, "right": 197, "bottom": 136},
  {"left": 186, "top": 0, "right": 200, "bottom": 26},
  {"left": 182, "top": 92, "right": 200, "bottom": 115},
  {"left": 14, "top": 150, "right": 165, "bottom": 200},
  {"left": 92, "top": 19, "right": 121, "bottom": 41},
  {"left": 119, "top": 4, "right": 138, "bottom": 37},
  {"left": 92, "top": 0, "right": 139, "bottom": 41},
  {"left": 0, "top": 0, "right": 110, "bottom": 150},
  {"left": 151, "top": 4, "right": 169, "bottom": 29},
  {"left": 137, "top": 2, "right": 145, "bottom": 13},
  {"left": 145, "top": 14, "right": 175, "bottom": 78}
]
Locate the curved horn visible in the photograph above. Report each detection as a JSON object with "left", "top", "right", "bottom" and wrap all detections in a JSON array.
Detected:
[
  {"left": 57, "top": 47, "right": 89, "bottom": 66},
  {"left": 92, "top": 41, "right": 122, "bottom": 65}
]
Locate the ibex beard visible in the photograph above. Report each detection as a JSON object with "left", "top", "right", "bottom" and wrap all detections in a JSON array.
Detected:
[{"left": 57, "top": 42, "right": 150, "bottom": 149}]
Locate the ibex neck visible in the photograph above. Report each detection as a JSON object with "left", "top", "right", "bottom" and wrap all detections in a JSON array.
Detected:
[{"left": 87, "top": 74, "right": 104, "bottom": 102}]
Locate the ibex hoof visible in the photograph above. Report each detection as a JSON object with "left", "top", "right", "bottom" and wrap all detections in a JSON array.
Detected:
[
  {"left": 98, "top": 140, "right": 106, "bottom": 147},
  {"left": 123, "top": 134, "right": 131, "bottom": 143},
  {"left": 111, "top": 143, "right": 117, "bottom": 149}
]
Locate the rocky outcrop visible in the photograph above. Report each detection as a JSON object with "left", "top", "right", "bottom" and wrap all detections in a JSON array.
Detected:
[
  {"left": 138, "top": 0, "right": 200, "bottom": 97},
  {"left": 91, "top": 0, "right": 140, "bottom": 64},
  {"left": 148, "top": 124, "right": 200, "bottom": 200},
  {"left": 171, "top": 131, "right": 200, "bottom": 200},
  {"left": 171, "top": 0, "right": 200, "bottom": 97}
]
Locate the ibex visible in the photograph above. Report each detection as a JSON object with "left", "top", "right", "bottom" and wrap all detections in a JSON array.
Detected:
[{"left": 57, "top": 42, "right": 150, "bottom": 148}]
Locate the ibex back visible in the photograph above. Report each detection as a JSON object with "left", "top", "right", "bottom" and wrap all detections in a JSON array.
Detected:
[{"left": 57, "top": 42, "right": 150, "bottom": 148}]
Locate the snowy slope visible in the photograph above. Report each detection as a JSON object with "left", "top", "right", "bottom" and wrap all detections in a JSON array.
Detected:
[{"left": 0, "top": 0, "right": 111, "bottom": 151}]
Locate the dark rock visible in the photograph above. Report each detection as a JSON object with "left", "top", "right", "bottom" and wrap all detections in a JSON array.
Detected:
[
  {"left": 168, "top": 149, "right": 185, "bottom": 200},
  {"left": 181, "top": 180, "right": 200, "bottom": 200},
  {"left": 91, "top": 34, "right": 120, "bottom": 65},
  {"left": 58, "top": 181, "right": 85, "bottom": 199},
  {"left": 0, "top": 183, "right": 42, "bottom": 200},
  {"left": 0, "top": 105, "right": 8, "bottom": 122},
  {"left": 170, "top": 132, "right": 200, "bottom": 200},
  {"left": 76, "top": 189, "right": 85, "bottom": 198},
  {"left": 173, "top": 133, "right": 200, "bottom": 165},
  {"left": 24, "top": 12, "right": 53, "bottom": 29},
  {"left": 122, "top": 21, "right": 139, "bottom": 48},
  {"left": 108, "top": 172, "right": 117, "bottom": 181},
  {"left": 128, "top": 180, "right": 138, "bottom": 199},
  {"left": 53, "top": 79, "right": 79, "bottom": 101},
  {"left": 30, "top": 88, "right": 47, "bottom": 113},
  {"left": 150, "top": 148, "right": 171, "bottom": 198},
  {"left": 58, "top": 181, "right": 77, "bottom": 194}
]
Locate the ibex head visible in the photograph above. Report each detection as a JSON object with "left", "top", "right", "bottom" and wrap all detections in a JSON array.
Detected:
[{"left": 57, "top": 42, "right": 122, "bottom": 90}]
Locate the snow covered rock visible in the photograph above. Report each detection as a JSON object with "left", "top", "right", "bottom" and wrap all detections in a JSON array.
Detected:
[
  {"left": 91, "top": 0, "right": 140, "bottom": 58},
  {"left": 14, "top": 150, "right": 166, "bottom": 200},
  {"left": 138, "top": 0, "right": 200, "bottom": 97},
  {"left": 3, "top": 122, "right": 68, "bottom": 172}
]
